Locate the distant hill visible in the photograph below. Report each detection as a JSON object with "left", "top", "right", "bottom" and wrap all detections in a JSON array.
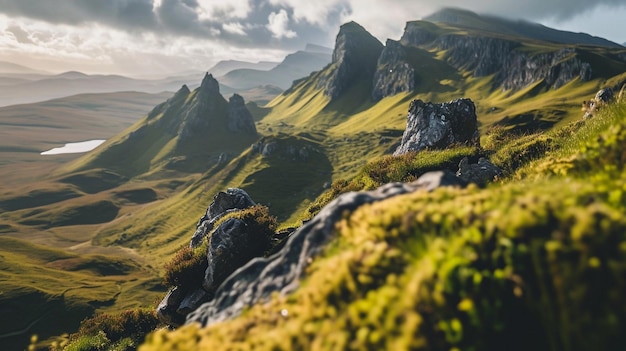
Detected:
[
  {"left": 207, "top": 60, "right": 279, "bottom": 77},
  {"left": 218, "top": 45, "right": 332, "bottom": 90},
  {"left": 425, "top": 8, "right": 622, "bottom": 47},
  {"left": 0, "top": 61, "right": 49, "bottom": 75}
]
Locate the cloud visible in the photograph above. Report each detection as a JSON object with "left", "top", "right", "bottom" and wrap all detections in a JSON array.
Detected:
[
  {"left": 266, "top": 9, "right": 296, "bottom": 38},
  {"left": 0, "top": 0, "right": 624, "bottom": 76},
  {"left": 223, "top": 22, "right": 247, "bottom": 35}
]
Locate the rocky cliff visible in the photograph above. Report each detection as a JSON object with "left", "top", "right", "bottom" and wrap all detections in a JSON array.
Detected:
[
  {"left": 227, "top": 94, "right": 257, "bottom": 135},
  {"left": 371, "top": 39, "right": 416, "bottom": 101},
  {"left": 432, "top": 35, "right": 592, "bottom": 91},
  {"left": 317, "top": 21, "right": 384, "bottom": 101}
]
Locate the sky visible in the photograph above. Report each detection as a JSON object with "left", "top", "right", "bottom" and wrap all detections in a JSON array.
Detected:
[{"left": 0, "top": 0, "right": 625, "bottom": 77}]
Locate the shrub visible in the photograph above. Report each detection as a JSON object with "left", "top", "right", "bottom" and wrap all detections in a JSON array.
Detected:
[
  {"left": 55, "top": 309, "right": 160, "bottom": 351},
  {"left": 162, "top": 242, "right": 208, "bottom": 290}
]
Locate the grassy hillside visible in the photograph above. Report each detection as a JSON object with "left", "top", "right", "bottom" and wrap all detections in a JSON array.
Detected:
[
  {"left": 0, "top": 236, "right": 164, "bottom": 351},
  {"left": 140, "top": 95, "right": 626, "bottom": 351},
  {"left": 4, "top": 14, "right": 626, "bottom": 351}
]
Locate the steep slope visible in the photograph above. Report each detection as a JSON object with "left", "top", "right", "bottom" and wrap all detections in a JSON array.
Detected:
[
  {"left": 317, "top": 21, "right": 384, "bottom": 101},
  {"left": 207, "top": 60, "right": 278, "bottom": 77}
]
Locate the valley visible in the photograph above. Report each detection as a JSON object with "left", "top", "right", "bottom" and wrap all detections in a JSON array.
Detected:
[{"left": 1, "top": 7, "right": 625, "bottom": 351}]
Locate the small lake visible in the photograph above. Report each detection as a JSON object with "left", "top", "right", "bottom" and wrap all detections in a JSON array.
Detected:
[{"left": 40, "top": 139, "right": 106, "bottom": 155}]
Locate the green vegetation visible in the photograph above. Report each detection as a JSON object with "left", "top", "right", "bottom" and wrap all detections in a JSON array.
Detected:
[
  {"left": 306, "top": 147, "right": 478, "bottom": 219},
  {"left": 140, "top": 101, "right": 626, "bottom": 351},
  {"left": 49, "top": 308, "right": 161, "bottom": 351},
  {"left": 2, "top": 13, "right": 626, "bottom": 351}
]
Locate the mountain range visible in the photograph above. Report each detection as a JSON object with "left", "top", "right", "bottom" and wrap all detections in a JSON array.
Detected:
[
  {"left": 0, "top": 45, "right": 332, "bottom": 107},
  {"left": 1, "top": 7, "right": 626, "bottom": 351}
]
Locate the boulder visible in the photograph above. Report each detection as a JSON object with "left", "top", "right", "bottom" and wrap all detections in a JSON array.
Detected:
[
  {"left": 595, "top": 88, "right": 614, "bottom": 103},
  {"left": 456, "top": 157, "right": 503, "bottom": 186},
  {"left": 411, "top": 170, "right": 468, "bottom": 191},
  {"left": 156, "top": 286, "right": 186, "bottom": 327},
  {"left": 191, "top": 188, "right": 255, "bottom": 248},
  {"left": 393, "top": 98, "right": 480, "bottom": 156},
  {"left": 203, "top": 218, "right": 271, "bottom": 292}
]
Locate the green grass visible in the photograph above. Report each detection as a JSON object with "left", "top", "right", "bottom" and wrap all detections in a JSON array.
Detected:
[{"left": 0, "top": 237, "right": 164, "bottom": 351}]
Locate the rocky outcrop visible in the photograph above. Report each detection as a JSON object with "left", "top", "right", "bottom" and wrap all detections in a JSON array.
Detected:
[
  {"left": 400, "top": 21, "right": 439, "bottom": 46},
  {"left": 393, "top": 98, "right": 479, "bottom": 156},
  {"left": 583, "top": 87, "right": 615, "bottom": 118},
  {"left": 434, "top": 35, "right": 592, "bottom": 91},
  {"left": 251, "top": 137, "right": 313, "bottom": 162},
  {"left": 317, "top": 21, "right": 383, "bottom": 101},
  {"left": 178, "top": 73, "right": 228, "bottom": 139},
  {"left": 456, "top": 157, "right": 503, "bottom": 187},
  {"left": 227, "top": 94, "right": 257, "bottom": 135},
  {"left": 372, "top": 39, "right": 416, "bottom": 101},
  {"left": 158, "top": 188, "right": 269, "bottom": 327},
  {"left": 186, "top": 173, "right": 468, "bottom": 327},
  {"left": 190, "top": 188, "right": 256, "bottom": 248}
]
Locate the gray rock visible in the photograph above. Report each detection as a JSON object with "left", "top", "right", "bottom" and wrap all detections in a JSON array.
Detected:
[
  {"left": 190, "top": 188, "right": 255, "bottom": 248},
  {"left": 456, "top": 157, "right": 503, "bottom": 187},
  {"left": 411, "top": 170, "right": 468, "bottom": 191},
  {"left": 185, "top": 179, "right": 464, "bottom": 327},
  {"left": 203, "top": 218, "right": 272, "bottom": 292},
  {"left": 177, "top": 288, "right": 211, "bottom": 316},
  {"left": 372, "top": 39, "right": 416, "bottom": 101},
  {"left": 317, "top": 21, "right": 384, "bottom": 101},
  {"left": 262, "top": 142, "right": 278, "bottom": 157},
  {"left": 434, "top": 35, "right": 592, "bottom": 91},
  {"left": 595, "top": 88, "right": 614, "bottom": 103},
  {"left": 393, "top": 98, "right": 480, "bottom": 156},
  {"left": 178, "top": 73, "right": 227, "bottom": 139},
  {"left": 227, "top": 94, "right": 257, "bottom": 135},
  {"left": 157, "top": 287, "right": 186, "bottom": 327}
]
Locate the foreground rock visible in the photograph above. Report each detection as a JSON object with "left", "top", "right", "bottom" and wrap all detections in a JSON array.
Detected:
[
  {"left": 456, "top": 157, "right": 503, "bottom": 187},
  {"left": 394, "top": 98, "right": 480, "bottom": 156},
  {"left": 190, "top": 188, "right": 256, "bottom": 248},
  {"left": 186, "top": 173, "right": 467, "bottom": 327},
  {"left": 158, "top": 188, "right": 271, "bottom": 327}
]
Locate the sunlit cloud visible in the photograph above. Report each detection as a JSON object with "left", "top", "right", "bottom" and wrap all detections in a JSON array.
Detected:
[{"left": 267, "top": 9, "right": 296, "bottom": 39}]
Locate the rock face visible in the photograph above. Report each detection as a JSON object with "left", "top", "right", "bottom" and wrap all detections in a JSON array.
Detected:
[
  {"left": 178, "top": 73, "right": 228, "bottom": 139},
  {"left": 456, "top": 157, "right": 503, "bottom": 187},
  {"left": 158, "top": 188, "right": 269, "bottom": 327},
  {"left": 432, "top": 36, "right": 592, "bottom": 91},
  {"left": 393, "top": 98, "right": 480, "bottom": 156},
  {"left": 372, "top": 39, "right": 416, "bottom": 101},
  {"left": 227, "top": 94, "right": 257, "bottom": 135},
  {"left": 317, "top": 21, "right": 384, "bottom": 101},
  {"left": 186, "top": 175, "right": 467, "bottom": 327},
  {"left": 190, "top": 188, "right": 256, "bottom": 248}
]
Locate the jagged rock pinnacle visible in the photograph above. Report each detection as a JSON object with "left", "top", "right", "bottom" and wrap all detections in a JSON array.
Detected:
[{"left": 200, "top": 73, "right": 220, "bottom": 94}]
